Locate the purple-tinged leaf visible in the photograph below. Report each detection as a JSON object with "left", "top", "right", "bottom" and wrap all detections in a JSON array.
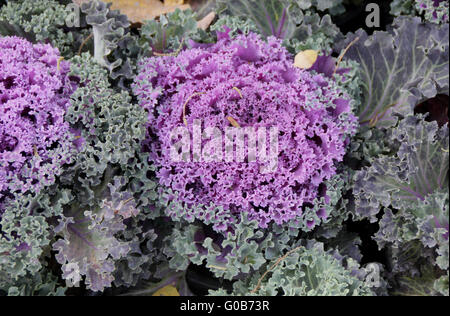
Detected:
[
  {"left": 354, "top": 115, "right": 449, "bottom": 222},
  {"left": 337, "top": 17, "right": 449, "bottom": 128}
]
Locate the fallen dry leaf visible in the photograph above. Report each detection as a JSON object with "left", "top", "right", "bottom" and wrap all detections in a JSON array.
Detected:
[
  {"left": 164, "top": 0, "right": 185, "bottom": 5},
  {"left": 197, "top": 11, "right": 216, "bottom": 30},
  {"left": 293, "top": 50, "right": 318, "bottom": 69},
  {"left": 107, "top": 0, "right": 190, "bottom": 23},
  {"left": 152, "top": 285, "right": 180, "bottom": 296},
  {"left": 227, "top": 116, "right": 240, "bottom": 128}
]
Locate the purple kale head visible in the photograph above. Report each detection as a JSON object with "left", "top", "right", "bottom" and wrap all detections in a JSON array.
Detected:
[
  {"left": 133, "top": 30, "right": 357, "bottom": 229},
  {"left": 416, "top": 0, "right": 449, "bottom": 24},
  {"left": 0, "top": 36, "right": 75, "bottom": 202}
]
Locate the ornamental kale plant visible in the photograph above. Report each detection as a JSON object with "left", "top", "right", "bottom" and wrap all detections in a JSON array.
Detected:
[
  {"left": 0, "top": 35, "right": 75, "bottom": 293},
  {"left": 133, "top": 30, "right": 357, "bottom": 230},
  {"left": 0, "top": 36, "right": 75, "bottom": 207},
  {"left": 0, "top": 0, "right": 448, "bottom": 298},
  {"left": 391, "top": 0, "right": 449, "bottom": 24},
  {"left": 0, "top": 0, "right": 89, "bottom": 58}
]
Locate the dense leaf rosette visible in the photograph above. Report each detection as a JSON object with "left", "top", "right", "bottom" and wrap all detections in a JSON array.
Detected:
[
  {"left": 0, "top": 36, "right": 75, "bottom": 203},
  {"left": 134, "top": 31, "right": 357, "bottom": 229}
]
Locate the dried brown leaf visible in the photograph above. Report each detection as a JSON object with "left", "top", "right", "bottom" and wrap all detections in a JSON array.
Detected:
[
  {"left": 152, "top": 285, "right": 180, "bottom": 296},
  {"left": 197, "top": 11, "right": 215, "bottom": 30},
  {"left": 293, "top": 50, "right": 318, "bottom": 69},
  {"left": 107, "top": 0, "right": 190, "bottom": 23}
]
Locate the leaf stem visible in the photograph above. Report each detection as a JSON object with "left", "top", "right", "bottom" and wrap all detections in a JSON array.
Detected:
[
  {"left": 250, "top": 245, "right": 303, "bottom": 294},
  {"left": 334, "top": 36, "right": 360, "bottom": 75}
]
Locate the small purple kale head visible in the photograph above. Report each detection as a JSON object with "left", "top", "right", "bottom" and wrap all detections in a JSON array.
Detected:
[
  {"left": 0, "top": 36, "right": 75, "bottom": 201},
  {"left": 134, "top": 30, "right": 357, "bottom": 229},
  {"left": 416, "top": 0, "right": 449, "bottom": 24}
]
